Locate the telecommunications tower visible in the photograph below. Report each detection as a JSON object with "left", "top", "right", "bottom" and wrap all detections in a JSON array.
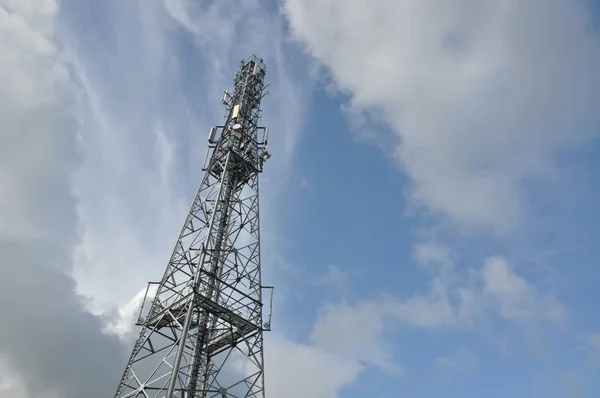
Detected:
[{"left": 114, "top": 55, "right": 274, "bottom": 398}]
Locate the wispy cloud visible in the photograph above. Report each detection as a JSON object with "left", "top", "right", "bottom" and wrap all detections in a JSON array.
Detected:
[
  {"left": 65, "top": 0, "right": 312, "bottom": 313},
  {"left": 54, "top": 0, "right": 195, "bottom": 313}
]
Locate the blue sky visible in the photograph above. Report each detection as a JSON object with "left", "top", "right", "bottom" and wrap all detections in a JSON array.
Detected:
[{"left": 1, "top": 0, "right": 600, "bottom": 397}]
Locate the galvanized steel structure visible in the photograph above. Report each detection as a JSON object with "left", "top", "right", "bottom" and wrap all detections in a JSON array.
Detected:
[{"left": 113, "top": 55, "right": 274, "bottom": 398}]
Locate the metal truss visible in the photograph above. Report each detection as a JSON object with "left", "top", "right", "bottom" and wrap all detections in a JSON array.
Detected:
[{"left": 113, "top": 55, "right": 273, "bottom": 398}]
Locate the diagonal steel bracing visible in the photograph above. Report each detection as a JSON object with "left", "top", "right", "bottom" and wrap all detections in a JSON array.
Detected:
[{"left": 113, "top": 55, "right": 274, "bottom": 398}]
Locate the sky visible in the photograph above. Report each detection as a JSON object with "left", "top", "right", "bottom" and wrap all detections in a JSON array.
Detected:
[{"left": 1, "top": 0, "right": 600, "bottom": 397}]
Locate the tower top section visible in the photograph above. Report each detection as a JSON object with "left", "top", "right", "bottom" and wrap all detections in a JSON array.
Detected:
[
  {"left": 207, "top": 55, "right": 271, "bottom": 174},
  {"left": 221, "top": 55, "right": 268, "bottom": 130}
]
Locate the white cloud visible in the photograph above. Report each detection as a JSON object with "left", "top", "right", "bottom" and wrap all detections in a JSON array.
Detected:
[
  {"left": 0, "top": 358, "right": 30, "bottom": 398},
  {"left": 391, "top": 295, "right": 457, "bottom": 328},
  {"left": 291, "top": 249, "right": 567, "bottom": 388},
  {"left": 311, "top": 301, "right": 403, "bottom": 374},
  {"left": 480, "top": 256, "right": 567, "bottom": 325},
  {"left": 103, "top": 287, "right": 153, "bottom": 338},
  {"left": 265, "top": 335, "right": 362, "bottom": 398},
  {"left": 63, "top": 0, "right": 193, "bottom": 312},
  {"left": 283, "top": 0, "right": 600, "bottom": 233},
  {"left": 263, "top": 248, "right": 566, "bottom": 392},
  {"left": 387, "top": 247, "right": 567, "bottom": 331}
]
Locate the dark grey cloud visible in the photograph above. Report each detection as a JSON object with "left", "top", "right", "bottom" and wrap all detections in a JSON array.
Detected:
[{"left": 0, "top": 241, "right": 125, "bottom": 398}]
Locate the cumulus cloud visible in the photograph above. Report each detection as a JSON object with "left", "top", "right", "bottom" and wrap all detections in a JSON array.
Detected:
[
  {"left": 283, "top": 0, "right": 600, "bottom": 233},
  {"left": 306, "top": 244, "right": 566, "bottom": 346},
  {"left": 480, "top": 256, "right": 567, "bottom": 325},
  {"left": 0, "top": 1, "right": 124, "bottom": 397},
  {"left": 265, "top": 335, "right": 362, "bottom": 398},
  {"left": 388, "top": 250, "right": 567, "bottom": 330},
  {"left": 286, "top": 248, "right": 567, "bottom": 390},
  {"left": 295, "top": 248, "right": 567, "bottom": 386},
  {"left": 311, "top": 301, "right": 402, "bottom": 374}
]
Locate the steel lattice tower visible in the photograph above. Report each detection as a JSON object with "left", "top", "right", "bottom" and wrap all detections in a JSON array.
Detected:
[{"left": 114, "top": 55, "right": 274, "bottom": 398}]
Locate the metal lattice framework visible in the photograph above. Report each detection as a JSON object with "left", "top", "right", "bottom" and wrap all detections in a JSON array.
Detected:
[{"left": 114, "top": 55, "right": 274, "bottom": 398}]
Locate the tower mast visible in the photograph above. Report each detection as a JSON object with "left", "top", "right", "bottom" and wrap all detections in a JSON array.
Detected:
[{"left": 114, "top": 55, "right": 274, "bottom": 398}]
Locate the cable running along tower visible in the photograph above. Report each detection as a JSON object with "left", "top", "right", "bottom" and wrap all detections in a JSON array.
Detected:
[{"left": 114, "top": 56, "right": 274, "bottom": 398}]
